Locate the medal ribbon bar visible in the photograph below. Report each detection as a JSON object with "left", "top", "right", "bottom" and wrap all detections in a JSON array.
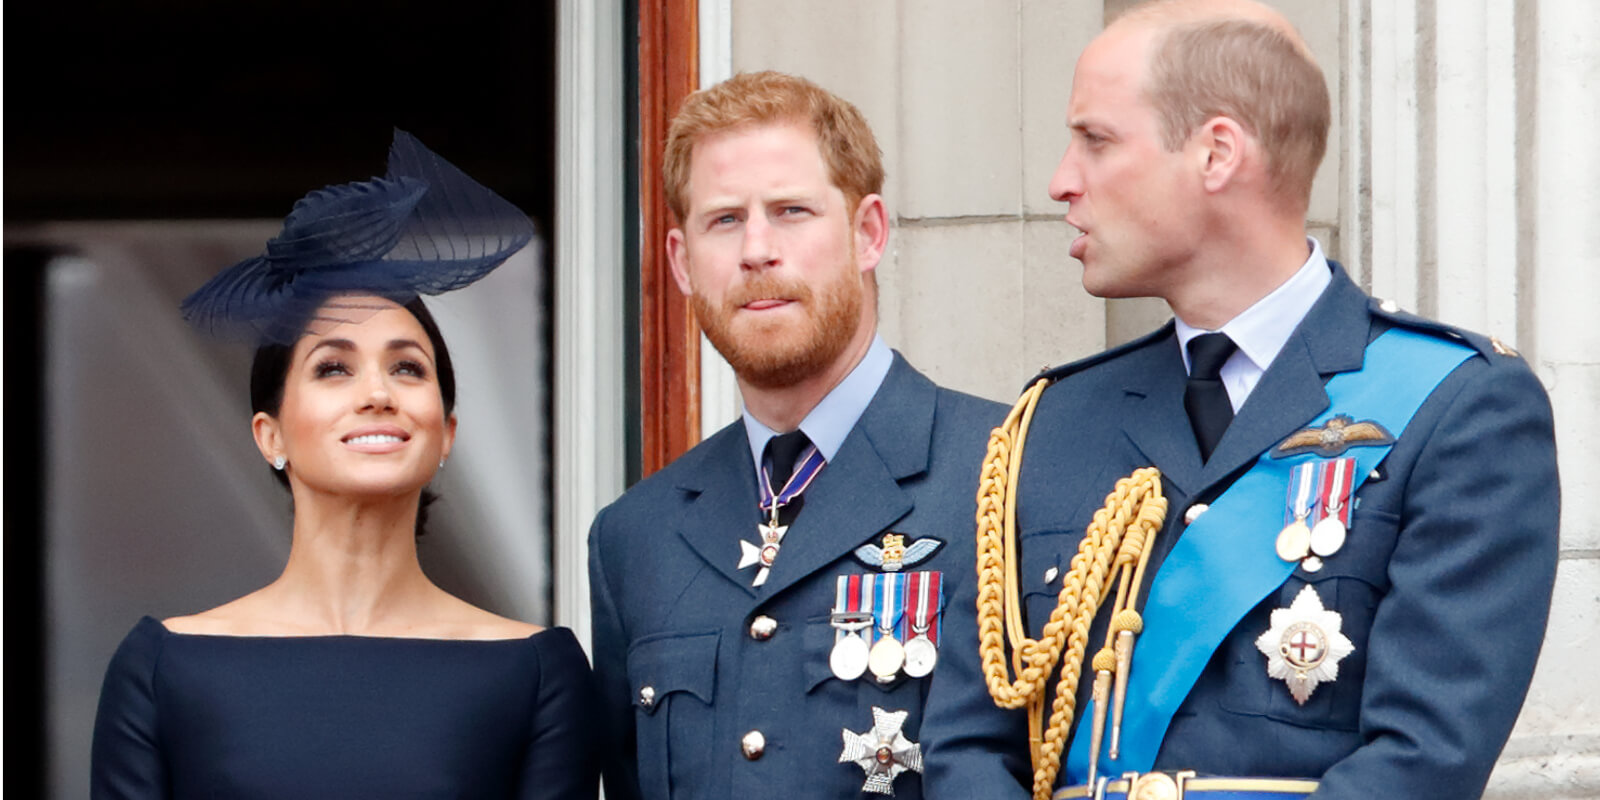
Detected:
[
  {"left": 1316, "top": 458, "right": 1353, "bottom": 528},
  {"left": 903, "top": 571, "right": 943, "bottom": 644}
]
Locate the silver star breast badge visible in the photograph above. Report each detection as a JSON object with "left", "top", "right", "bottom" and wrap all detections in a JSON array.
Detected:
[
  {"left": 840, "top": 706, "right": 923, "bottom": 795},
  {"left": 1255, "top": 584, "right": 1355, "bottom": 704}
]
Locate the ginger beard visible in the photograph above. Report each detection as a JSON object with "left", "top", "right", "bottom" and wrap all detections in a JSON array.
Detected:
[{"left": 692, "top": 253, "right": 866, "bottom": 390}]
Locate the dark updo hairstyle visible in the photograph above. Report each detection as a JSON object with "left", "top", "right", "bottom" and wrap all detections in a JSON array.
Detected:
[{"left": 249, "top": 296, "right": 456, "bottom": 536}]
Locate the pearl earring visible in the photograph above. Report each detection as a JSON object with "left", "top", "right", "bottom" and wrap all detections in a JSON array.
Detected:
[
  {"left": 273, "top": 455, "right": 286, "bottom": 471},
  {"left": 439, "top": 458, "right": 447, "bottom": 470}
]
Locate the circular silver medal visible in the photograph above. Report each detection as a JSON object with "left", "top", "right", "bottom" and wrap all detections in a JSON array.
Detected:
[
  {"left": 1276, "top": 519, "right": 1312, "bottom": 562},
  {"left": 830, "top": 633, "right": 870, "bottom": 681},
  {"left": 902, "top": 634, "right": 938, "bottom": 677},
  {"left": 1309, "top": 516, "right": 1347, "bottom": 557},
  {"left": 867, "top": 635, "right": 905, "bottom": 681}
]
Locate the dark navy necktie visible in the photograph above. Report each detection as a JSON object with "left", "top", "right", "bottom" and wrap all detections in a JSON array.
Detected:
[
  {"left": 764, "top": 430, "right": 813, "bottom": 523},
  {"left": 1184, "top": 333, "right": 1238, "bottom": 462}
]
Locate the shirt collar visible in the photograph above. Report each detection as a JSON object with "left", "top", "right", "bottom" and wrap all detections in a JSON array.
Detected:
[
  {"left": 742, "top": 334, "right": 894, "bottom": 470},
  {"left": 1175, "top": 237, "right": 1331, "bottom": 374}
]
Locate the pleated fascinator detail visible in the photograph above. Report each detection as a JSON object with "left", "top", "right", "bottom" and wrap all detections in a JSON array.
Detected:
[{"left": 181, "top": 129, "right": 533, "bottom": 344}]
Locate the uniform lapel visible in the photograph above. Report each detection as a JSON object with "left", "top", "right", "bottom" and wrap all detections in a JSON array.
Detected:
[
  {"left": 674, "top": 425, "right": 764, "bottom": 598},
  {"left": 1118, "top": 328, "right": 1207, "bottom": 497},
  {"left": 1198, "top": 265, "right": 1372, "bottom": 488},
  {"left": 756, "top": 356, "right": 932, "bottom": 600}
]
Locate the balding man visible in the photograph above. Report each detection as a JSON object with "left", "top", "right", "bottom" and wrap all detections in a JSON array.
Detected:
[{"left": 923, "top": 2, "right": 1559, "bottom": 798}]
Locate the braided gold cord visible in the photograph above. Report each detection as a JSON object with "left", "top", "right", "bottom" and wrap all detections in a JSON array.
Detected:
[{"left": 974, "top": 378, "right": 1167, "bottom": 800}]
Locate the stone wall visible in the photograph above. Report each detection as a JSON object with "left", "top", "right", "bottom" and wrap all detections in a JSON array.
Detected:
[{"left": 725, "top": 0, "right": 1599, "bottom": 794}]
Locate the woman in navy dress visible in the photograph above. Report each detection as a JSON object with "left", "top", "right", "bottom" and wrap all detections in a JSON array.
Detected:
[{"left": 91, "top": 131, "right": 598, "bottom": 799}]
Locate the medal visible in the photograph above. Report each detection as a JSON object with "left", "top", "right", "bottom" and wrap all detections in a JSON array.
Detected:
[
  {"left": 1277, "top": 462, "right": 1318, "bottom": 562},
  {"left": 1308, "top": 517, "right": 1344, "bottom": 558},
  {"left": 901, "top": 571, "right": 942, "bottom": 678},
  {"left": 1309, "top": 457, "right": 1353, "bottom": 557},
  {"left": 868, "top": 637, "right": 905, "bottom": 682},
  {"left": 839, "top": 707, "right": 923, "bottom": 795},
  {"left": 867, "top": 572, "right": 906, "bottom": 682},
  {"left": 737, "top": 518, "right": 788, "bottom": 587},
  {"left": 1255, "top": 585, "right": 1355, "bottom": 704},
  {"left": 831, "top": 617, "right": 872, "bottom": 681},
  {"left": 903, "top": 634, "right": 937, "bottom": 678},
  {"left": 1276, "top": 520, "right": 1311, "bottom": 562},
  {"left": 830, "top": 575, "right": 873, "bottom": 681},
  {"left": 739, "top": 442, "right": 827, "bottom": 585}
]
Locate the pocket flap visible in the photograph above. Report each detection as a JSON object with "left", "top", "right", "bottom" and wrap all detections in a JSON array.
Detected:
[{"left": 627, "top": 630, "right": 720, "bottom": 715}]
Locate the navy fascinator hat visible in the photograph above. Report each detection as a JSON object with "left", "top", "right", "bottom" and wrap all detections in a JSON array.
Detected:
[{"left": 181, "top": 129, "right": 534, "bottom": 344}]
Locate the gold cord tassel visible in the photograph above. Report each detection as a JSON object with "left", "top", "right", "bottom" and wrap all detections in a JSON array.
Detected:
[{"left": 975, "top": 379, "right": 1168, "bottom": 800}]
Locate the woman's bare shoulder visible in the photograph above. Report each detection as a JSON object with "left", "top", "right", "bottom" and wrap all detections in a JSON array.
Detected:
[
  {"left": 437, "top": 596, "right": 544, "bottom": 641},
  {"left": 160, "top": 592, "right": 305, "bottom": 636}
]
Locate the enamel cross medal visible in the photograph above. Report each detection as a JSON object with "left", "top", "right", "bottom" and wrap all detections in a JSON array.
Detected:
[
  {"left": 737, "top": 441, "right": 825, "bottom": 587},
  {"left": 738, "top": 505, "right": 788, "bottom": 588}
]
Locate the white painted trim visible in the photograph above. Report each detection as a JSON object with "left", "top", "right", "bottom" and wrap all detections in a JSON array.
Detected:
[
  {"left": 700, "top": 0, "right": 733, "bottom": 86},
  {"left": 698, "top": 0, "right": 743, "bottom": 438},
  {"left": 554, "top": 0, "right": 626, "bottom": 649}
]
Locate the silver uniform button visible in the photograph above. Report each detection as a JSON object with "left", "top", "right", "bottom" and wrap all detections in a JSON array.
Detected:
[
  {"left": 1379, "top": 298, "right": 1400, "bottom": 313},
  {"left": 1184, "top": 503, "right": 1209, "bottom": 525},
  {"left": 1043, "top": 566, "right": 1059, "bottom": 584},
  {"left": 741, "top": 730, "right": 766, "bottom": 760},
  {"left": 749, "top": 615, "right": 778, "bottom": 640},
  {"left": 638, "top": 685, "right": 656, "bottom": 709}
]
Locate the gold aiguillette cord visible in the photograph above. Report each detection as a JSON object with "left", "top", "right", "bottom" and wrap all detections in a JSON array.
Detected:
[{"left": 974, "top": 378, "right": 1168, "bottom": 800}]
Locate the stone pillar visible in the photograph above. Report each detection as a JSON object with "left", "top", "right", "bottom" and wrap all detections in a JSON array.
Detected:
[
  {"left": 1341, "top": 0, "right": 1600, "bottom": 793},
  {"left": 1504, "top": 1, "right": 1600, "bottom": 791}
]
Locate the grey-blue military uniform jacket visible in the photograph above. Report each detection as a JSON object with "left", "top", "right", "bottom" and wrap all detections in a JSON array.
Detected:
[
  {"left": 922, "top": 264, "right": 1560, "bottom": 799},
  {"left": 590, "top": 353, "right": 1006, "bottom": 800}
]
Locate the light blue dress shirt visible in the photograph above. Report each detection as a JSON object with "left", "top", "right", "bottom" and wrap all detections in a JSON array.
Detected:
[
  {"left": 1174, "top": 237, "right": 1333, "bottom": 412},
  {"left": 741, "top": 334, "right": 893, "bottom": 475}
]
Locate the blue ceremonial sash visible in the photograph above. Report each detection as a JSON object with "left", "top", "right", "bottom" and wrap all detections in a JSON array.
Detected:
[{"left": 1064, "top": 328, "right": 1475, "bottom": 783}]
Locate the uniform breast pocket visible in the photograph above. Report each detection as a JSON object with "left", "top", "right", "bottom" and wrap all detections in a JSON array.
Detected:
[
  {"left": 628, "top": 630, "right": 720, "bottom": 799},
  {"left": 1219, "top": 508, "right": 1399, "bottom": 731},
  {"left": 802, "top": 580, "right": 952, "bottom": 696},
  {"left": 1018, "top": 530, "right": 1077, "bottom": 633}
]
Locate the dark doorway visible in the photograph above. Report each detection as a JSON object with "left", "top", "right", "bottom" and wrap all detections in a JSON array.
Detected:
[
  {"left": 5, "top": 4, "right": 558, "bottom": 798},
  {"left": 6, "top": 1, "right": 556, "bottom": 226}
]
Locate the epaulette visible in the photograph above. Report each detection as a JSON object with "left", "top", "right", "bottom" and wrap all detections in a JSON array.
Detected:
[
  {"left": 1022, "top": 320, "right": 1177, "bottom": 393},
  {"left": 1367, "top": 297, "right": 1520, "bottom": 361}
]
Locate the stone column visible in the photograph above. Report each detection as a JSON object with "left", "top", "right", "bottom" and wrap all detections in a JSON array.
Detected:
[{"left": 1346, "top": 0, "right": 1600, "bottom": 793}]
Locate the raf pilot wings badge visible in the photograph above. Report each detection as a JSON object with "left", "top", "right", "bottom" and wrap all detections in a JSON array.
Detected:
[
  {"left": 1272, "top": 414, "right": 1396, "bottom": 458},
  {"left": 853, "top": 533, "right": 943, "bottom": 572}
]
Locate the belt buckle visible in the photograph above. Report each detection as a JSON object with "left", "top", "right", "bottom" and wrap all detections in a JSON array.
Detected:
[
  {"left": 1092, "top": 776, "right": 1110, "bottom": 800},
  {"left": 1122, "top": 770, "right": 1196, "bottom": 800}
]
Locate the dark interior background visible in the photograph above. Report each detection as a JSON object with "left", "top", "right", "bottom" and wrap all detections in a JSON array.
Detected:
[
  {"left": 6, "top": 1, "right": 556, "bottom": 225},
  {"left": 4, "top": 4, "right": 558, "bottom": 797}
]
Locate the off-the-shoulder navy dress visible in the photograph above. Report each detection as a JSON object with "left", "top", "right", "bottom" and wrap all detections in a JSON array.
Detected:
[{"left": 91, "top": 616, "right": 599, "bottom": 799}]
